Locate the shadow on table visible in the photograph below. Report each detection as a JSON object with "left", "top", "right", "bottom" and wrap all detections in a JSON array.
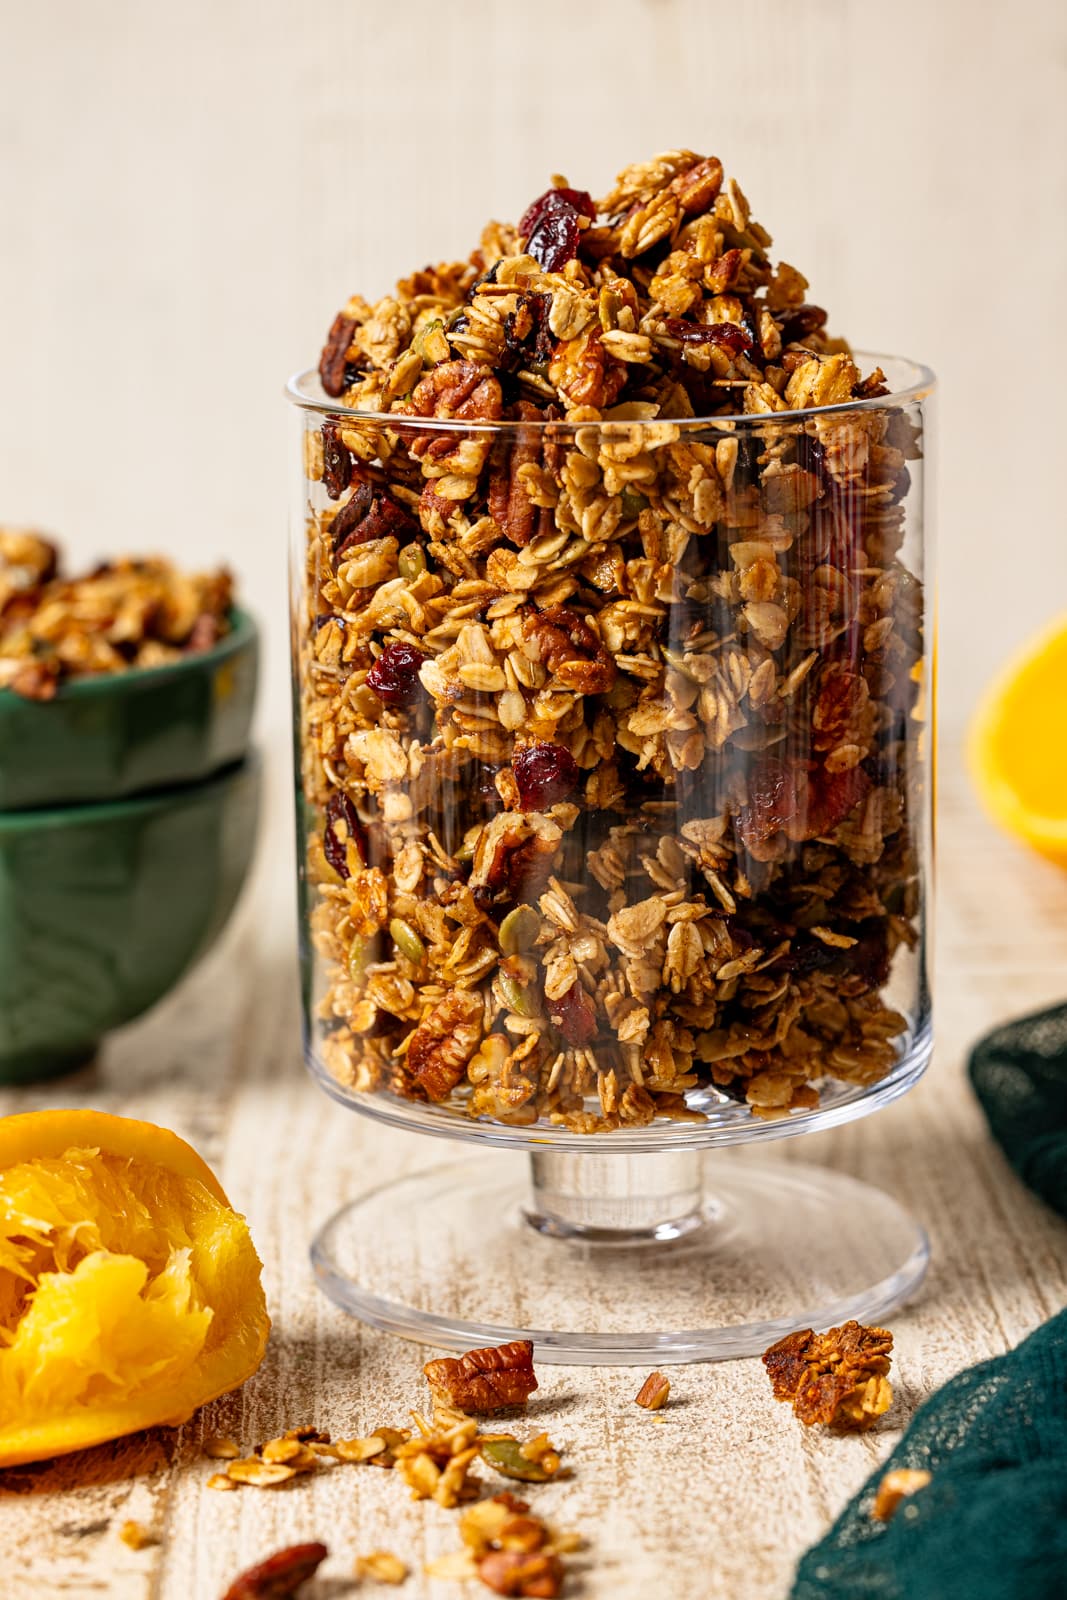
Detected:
[{"left": 0, "top": 1428, "right": 175, "bottom": 1496}]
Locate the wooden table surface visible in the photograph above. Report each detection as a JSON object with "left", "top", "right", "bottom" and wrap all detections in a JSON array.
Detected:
[{"left": 2, "top": 744, "right": 1066, "bottom": 1600}]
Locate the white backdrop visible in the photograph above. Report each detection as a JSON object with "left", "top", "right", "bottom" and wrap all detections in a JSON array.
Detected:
[{"left": 2, "top": 0, "right": 1065, "bottom": 750}]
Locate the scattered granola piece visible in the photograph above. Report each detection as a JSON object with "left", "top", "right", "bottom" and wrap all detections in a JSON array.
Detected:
[
  {"left": 481, "top": 1434, "right": 564, "bottom": 1483},
  {"left": 872, "top": 1467, "right": 932, "bottom": 1522},
  {"left": 355, "top": 1550, "right": 409, "bottom": 1585},
  {"left": 430, "top": 1496, "right": 577, "bottom": 1596},
  {"left": 396, "top": 1411, "right": 483, "bottom": 1507},
  {"left": 478, "top": 1550, "right": 564, "bottom": 1598},
  {"left": 119, "top": 1520, "right": 156, "bottom": 1550},
  {"left": 204, "top": 1435, "right": 241, "bottom": 1460},
  {"left": 225, "top": 1458, "right": 300, "bottom": 1488},
  {"left": 207, "top": 1472, "right": 239, "bottom": 1492},
  {"left": 424, "top": 1341, "right": 538, "bottom": 1413},
  {"left": 762, "top": 1320, "right": 894, "bottom": 1430},
  {"left": 220, "top": 1542, "right": 328, "bottom": 1600},
  {"left": 634, "top": 1372, "right": 671, "bottom": 1410}
]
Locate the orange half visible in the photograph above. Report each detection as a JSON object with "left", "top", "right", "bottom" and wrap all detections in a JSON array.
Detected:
[
  {"left": 969, "top": 614, "right": 1067, "bottom": 867},
  {"left": 0, "top": 1110, "right": 270, "bottom": 1467}
]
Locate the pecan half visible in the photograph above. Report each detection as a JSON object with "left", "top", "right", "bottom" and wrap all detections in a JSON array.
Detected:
[
  {"left": 320, "top": 312, "right": 356, "bottom": 397},
  {"left": 423, "top": 1339, "right": 538, "bottom": 1412},
  {"left": 522, "top": 605, "right": 616, "bottom": 695},
  {"left": 669, "top": 155, "right": 724, "bottom": 214},
  {"left": 548, "top": 326, "right": 626, "bottom": 411},
  {"left": 470, "top": 813, "right": 562, "bottom": 908},
  {"left": 489, "top": 403, "right": 554, "bottom": 548},
  {"left": 407, "top": 989, "right": 484, "bottom": 1101},
  {"left": 330, "top": 473, "right": 418, "bottom": 567},
  {"left": 220, "top": 1542, "right": 328, "bottom": 1600}
]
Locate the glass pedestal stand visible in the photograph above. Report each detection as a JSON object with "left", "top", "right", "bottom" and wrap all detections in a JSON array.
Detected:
[{"left": 310, "top": 1028, "right": 931, "bottom": 1365}]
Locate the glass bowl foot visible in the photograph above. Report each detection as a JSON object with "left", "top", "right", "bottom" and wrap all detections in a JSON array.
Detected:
[{"left": 311, "top": 1150, "right": 929, "bottom": 1365}]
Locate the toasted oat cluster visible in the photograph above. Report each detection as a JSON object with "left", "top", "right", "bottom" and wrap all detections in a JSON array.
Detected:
[
  {"left": 0, "top": 527, "right": 232, "bottom": 699},
  {"left": 762, "top": 1319, "right": 894, "bottom": 1430},
  {"left": 298, "top": 149, "right": 924, "bottom": 1132}
]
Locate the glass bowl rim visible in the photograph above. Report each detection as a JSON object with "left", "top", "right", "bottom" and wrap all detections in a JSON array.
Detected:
[{"left": 285, "top": 350, "right": 935, "bottom": 433}]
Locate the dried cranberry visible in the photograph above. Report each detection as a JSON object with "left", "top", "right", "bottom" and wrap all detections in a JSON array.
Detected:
[
  {"left": 518, "top": 187, "right": 595, "bottom": 238},
  {"left": 525, "top": 207, "right": 581, "bottom": 272},
  {"left": 513, "top": 743, "right": 579, "bottom": 810},
  {"left": 321, "top": 422, "right": 352, "bottom": 500},
  {"left": 366, "top": 640, "right": 427, "bottom": 705},
  {"left": 550, "top": 981, "right": 598, "bottom": 1045},
  {"left": 519, "top": 189, "right": 594, "bottom": 274},
  {"left": 806, "top": 765, "right": 872, "bottom": 835},
  {"left": 324, "top": 793, "right": 366, "bottom": 880},
  {"left": 736, "top": 757, "right": 805, "bottom": 852},
  {"left": 665, "top": 317, "right": 753, "bottom": 356}
]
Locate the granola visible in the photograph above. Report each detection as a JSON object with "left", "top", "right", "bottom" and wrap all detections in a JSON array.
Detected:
[
  {"left": 0, "top": 530, "right": 233, "bottom": 699},
  {"left": 762, "top": 1319, "right": 894, "bottom": 1430},
  {"left": 295, "top": 149, "right": 926, "bottom": 1132},
  {"left": 425, "top": 1494, "right": 580, "bottom": 1597}
]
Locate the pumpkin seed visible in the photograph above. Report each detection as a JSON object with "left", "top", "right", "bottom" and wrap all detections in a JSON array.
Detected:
[
  {"left": 390, "top": 918, "right": 425, "bottom": 965},
  {"left": 621, "top": 487, "right": 648, "bottom": 518},
  {"left": 481, "top": 1437, "right": 555, "bottom": 1483},
  {"left": 348, "top": 938, "right": 369, "bottom": 982},
  {"left": 498, "top": 904, "right": 540, "bottom": 955},
  {"left": 498, "top": 973, "right": 535, "bottom": 1018}
]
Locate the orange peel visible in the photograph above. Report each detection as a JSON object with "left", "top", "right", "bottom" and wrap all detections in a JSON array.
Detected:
[
  {"left": 969, "top": 614, "right": 1067, "bottom": 867},
  {"left": 0, "top": 1110, "right": 269, "bottom": 1467}
]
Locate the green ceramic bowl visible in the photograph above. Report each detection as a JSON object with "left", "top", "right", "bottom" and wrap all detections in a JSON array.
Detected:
[
  {"left": 0, "top": 755, "right": 260, "bottom": 1084},
  {"left": 0, "top": 608, "right": 259, "bottom": 810}
]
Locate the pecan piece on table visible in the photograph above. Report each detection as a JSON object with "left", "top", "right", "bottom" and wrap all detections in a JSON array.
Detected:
[
  {"left": 424, "top": 1339, "right": 538, "bottom": 1412},
  {"left": 407, "top": 989, "right": 484, "bottom": 1101},
  {"left": 522, "top": 605, "right": 616, "bottom": 696},
  {"left": 634, "top": 1371, "right": 671, "bottom": 1410},
  {"left": 319, "top": 312, "right": 356, "bottom": 397},
  {"left": 871, "top": 1467, "right": 932, "bottom": 1523},
  {"left": 762, "top": 1320, "right": 893, "bottom": 1431},
  {"left": 478, "top": 1550, "right": 564, "bottom": 1598},
  {"left": 220, "top": 1542, "right": 328, "bottom": 1600}
]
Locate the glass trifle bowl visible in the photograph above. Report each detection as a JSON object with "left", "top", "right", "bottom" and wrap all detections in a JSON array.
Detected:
[{"left": 287, "top": 353, "right": 934, "bottom": 1363}]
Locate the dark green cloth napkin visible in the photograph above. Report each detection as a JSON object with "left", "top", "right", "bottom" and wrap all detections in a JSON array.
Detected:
[
  {"left": 791, "top": 1000, "right": 1067, "bottom": 1599},
  {"left": 969, "top": 1001, "right": 1067, "bottom": 1218}
]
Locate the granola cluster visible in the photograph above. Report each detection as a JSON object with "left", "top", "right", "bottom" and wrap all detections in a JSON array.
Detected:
[
  {"left": 297, "top": 148, "right": 924, "bottom": 1132},
  {"left": 0, "top": 528, "right": 233, "bottom": 699},
  {"left": 762, "top": 1319, "right": 894, "bottom": 1430}
]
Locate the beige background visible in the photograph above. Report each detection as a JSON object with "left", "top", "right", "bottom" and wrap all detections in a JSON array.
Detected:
[
  {"left": 2, "top": 0, "right": 1066, "bottom": 754},
  {"left": 3, "top": 9, "right": 1067, "bottom": 1597}
]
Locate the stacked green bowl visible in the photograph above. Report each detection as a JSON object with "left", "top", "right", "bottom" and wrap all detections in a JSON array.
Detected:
[{"left": 0, "top": 611, "right": 261, "bottom": 1083}]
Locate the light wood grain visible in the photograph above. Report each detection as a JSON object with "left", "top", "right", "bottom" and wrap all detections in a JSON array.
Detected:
[{"left": 2, "top": 744, "right": 1066, "bottom": 1600}]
